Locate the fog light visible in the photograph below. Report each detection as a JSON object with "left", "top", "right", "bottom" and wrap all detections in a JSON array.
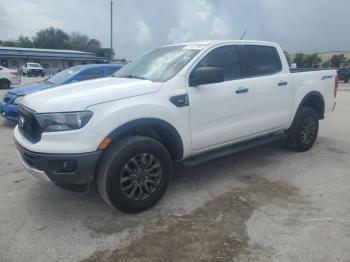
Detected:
[
  {"left": 62, "top": 160, "right": 77, "bottom": 172},
  {"left": 49, "top": 160, "right": 77, "bottom": 174}
]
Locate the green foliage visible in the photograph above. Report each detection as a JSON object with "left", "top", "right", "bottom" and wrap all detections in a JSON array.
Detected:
[
  {"left": 68, "top": 32, "right": 89, "bottom": 51},
  {"left": 330, "top": 54, "right": 347, "bottom": 68},
  {"left": 293, "top": 53, "right": 305, "bottom": 68},
  {"left": 293, "top": 53, "right": 321, "bottom": 68},
  {"left": 0, "top": 40, "right": 18, "bottom": 47},
  {"left": 322, "top": 60, "right": 331, "bottom": 68},
  {"left": 98, "top": 48, "right": 115, "bottom": 60},
  {"left": 0, "top": 27, "right": 114, "bottom": 60},
  {"left": 32, "top": 27, "right": 70, "bottom": 49},
  {"left": 85, "top": 39, "right": 102, "bottom": 53},
  {"left": 17, "top": 36, "right": 34, "bottom": 48}
]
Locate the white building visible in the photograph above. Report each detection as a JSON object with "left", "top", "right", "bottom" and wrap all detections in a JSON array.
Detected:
[{"left": 0, "top": 47, "right": 106, "bottom": 72}]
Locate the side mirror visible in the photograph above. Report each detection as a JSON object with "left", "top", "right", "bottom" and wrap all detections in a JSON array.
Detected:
[{"left": 189, "top": 67, "right": 224, "bottom": 87}]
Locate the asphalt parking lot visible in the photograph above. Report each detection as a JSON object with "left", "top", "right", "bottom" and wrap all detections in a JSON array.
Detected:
[{"left": 0, "top": 80, "right": 350, "bottom": 261}]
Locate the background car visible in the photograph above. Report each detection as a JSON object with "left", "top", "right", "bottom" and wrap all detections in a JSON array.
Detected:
[
  {"left": 337, "top": 68, "right": 350, "bottom": 83},
  {"left": 21, "top": 63, "right": 46, "bottom": 77},
  {"left": 0, "top": 66, "right": 21, "bottom": 89},
  {"left": 0, "top": 63, "right": 122, "bottom": 122}
]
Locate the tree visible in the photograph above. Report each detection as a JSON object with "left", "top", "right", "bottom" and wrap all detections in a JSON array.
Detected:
[
  {"left": 0, "top": 39, "right": 18, "bottom": 47},
  {"left": 293, "top": 53, "right": 306, "bottom": 68},
  {"left": 293, "top": 53, "right": 321, "bottom": 68},
  {"left": 85, "top": 39, "right": 102, "bottom": 54},
  {"left": 98, "top": 48, "right": 115, "bottom": 60},
  {"left": 17, "top": 36, "right": 34, "bottom": 48},
  {"left": 68, "top": 32, "right": 89, "bottom": 51},
  {"left": 304, "top": 54, "right": 321, "bottom": 68},
  {"left": 344, "top": 58, "right": 350, "bottom": 67},
  {"left": 322, "top": 60, "right": 331, "bottom": 68},
  {"left": 330, "top": 54, "right": 347, "bottom": 68},
  {"left": 33, "top": 27, "right": 70, "bottom": 49}
]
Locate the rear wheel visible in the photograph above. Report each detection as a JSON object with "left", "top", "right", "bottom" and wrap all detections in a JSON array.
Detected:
[
  {"left": 0, "top": 79, "right": 11, "bottom": 89},
  {"left": 97, "top": 136, "right": 173, "bottom": 213},
  {"left": 286, "top": 107, "right": 319, "bottom": 152}
]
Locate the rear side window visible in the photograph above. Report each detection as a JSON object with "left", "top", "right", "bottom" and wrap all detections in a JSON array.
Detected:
[
  {"left": 195, "top": 45, "right": 242, "bottom": 81},
  {"left": 243, "top": 45, "right": 282, "bottom": 77}
]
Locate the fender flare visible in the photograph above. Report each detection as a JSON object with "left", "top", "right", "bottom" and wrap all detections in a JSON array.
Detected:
[
  {"left": 106, "top": 118, "right": 184, "bottom": 160},
  {"left": 292, "top": 91, "right": 325, "bottom": 125}
]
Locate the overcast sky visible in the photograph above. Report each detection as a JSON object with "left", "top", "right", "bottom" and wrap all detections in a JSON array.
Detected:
[{"left": 1, "top": 0, "right": 349, "bottom": 59}]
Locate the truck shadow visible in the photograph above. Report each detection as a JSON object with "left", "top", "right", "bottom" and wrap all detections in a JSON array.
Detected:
[{"left": 25, "top": 141, "right": 290, "bottom": 229}]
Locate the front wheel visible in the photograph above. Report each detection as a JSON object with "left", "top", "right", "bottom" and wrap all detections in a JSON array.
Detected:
[
  {"left": 97, "top": 136, "right": 173, "bottom": 213},
  {"left": 286, "top": 107, "right": 319, "bottom": 152}
]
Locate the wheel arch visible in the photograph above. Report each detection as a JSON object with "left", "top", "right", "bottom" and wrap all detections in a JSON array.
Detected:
[
  {"left": 106, "top": 118, "right": 184, "bottom": 161},
  {"left": 298, "top": 91, "right": 325, "bottom": 120}
]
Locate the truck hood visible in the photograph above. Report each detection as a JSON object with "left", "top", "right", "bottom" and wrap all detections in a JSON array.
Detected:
[
  {"left": 22, "top": 77, "right": 163, "bottom": 113},
  {"left": 9, "top": 81, "right": 56, "bottom": 96}
]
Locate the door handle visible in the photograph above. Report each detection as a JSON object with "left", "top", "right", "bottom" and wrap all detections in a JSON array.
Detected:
[
  {"left": 235, "top": 87, "right": 249, "bottom": 94},
  {"left": 278, "top": 81, "right": 288, "bottom": 86}
]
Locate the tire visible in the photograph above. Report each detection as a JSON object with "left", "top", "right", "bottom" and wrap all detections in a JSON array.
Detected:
[
  {"left": 345, "top": 78, "right": 349, "bottom": 83},
  {"left": 286, "top": 107, "right": 319, "bottom": 152},
  {"left": 0, "top": 79, "right": 11, "bottom": 89},
  {"left": 97, "top": 136, "right": 173, "bottom": 213}
]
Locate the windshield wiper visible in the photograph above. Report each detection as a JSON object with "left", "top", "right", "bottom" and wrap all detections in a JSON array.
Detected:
[{"left": 116, "top": 74, "right": 148, "bottom": 80}]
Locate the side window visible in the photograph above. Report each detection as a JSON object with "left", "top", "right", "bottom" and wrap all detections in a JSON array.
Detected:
[
  {"left": 194, "top": 45, "right": 242, "bottom": 81},
  {"left": 243, "top": 45, "right": 282, "bottom": 77},
  {"left": 74, "top": 68, "right": 105, "bottom": 81}
]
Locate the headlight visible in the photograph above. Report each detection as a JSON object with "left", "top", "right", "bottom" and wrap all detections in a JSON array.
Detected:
[
  {"left": 39, "top": 111, "right": 93, "bottom": 132},
  {"left": 13, "top": 96, "right": 24, "bottom": 105}
]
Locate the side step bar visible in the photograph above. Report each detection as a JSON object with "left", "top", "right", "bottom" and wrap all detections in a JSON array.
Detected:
[{"left": 181, "top": 132, "right": 287, "bottom": 167}]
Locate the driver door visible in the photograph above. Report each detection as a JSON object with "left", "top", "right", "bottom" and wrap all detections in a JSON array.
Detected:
[{"left": 187, "top": 45, "right": 255, "bottom": 151}]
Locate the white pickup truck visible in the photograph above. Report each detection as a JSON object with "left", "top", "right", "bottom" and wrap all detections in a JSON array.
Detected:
[
  {"left": 21, "top": 63, "right": 45, "bottom": 77},
  {"left": 14, "top": 40, "right": 338, "bottom": 213}
]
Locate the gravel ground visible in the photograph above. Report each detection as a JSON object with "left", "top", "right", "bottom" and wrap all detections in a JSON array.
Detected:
[{"left": 0, "top": 81, "right": 349, "bottom": 261}]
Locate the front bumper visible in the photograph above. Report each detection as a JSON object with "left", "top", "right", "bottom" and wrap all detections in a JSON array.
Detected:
[
  {"left": 15, "top": 142, "right": 102, "bottom": 185},
  {"left": 0, "top": 102, "right": 18, "bottom": 122}
]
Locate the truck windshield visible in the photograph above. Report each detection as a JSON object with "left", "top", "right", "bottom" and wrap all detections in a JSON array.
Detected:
[
  {"left": 114, "top": 45, "right": 202, "bottom": 82},
  {"left": 46, "top": 66, "right": 83, "bottom": 85},
  {"left": 28, "top": 63, "right": 41, "bottom": 68}
]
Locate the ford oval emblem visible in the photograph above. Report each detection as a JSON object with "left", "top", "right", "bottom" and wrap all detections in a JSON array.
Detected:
[{"left": 18, "top": 116, "right": 25, "bottom": 128}]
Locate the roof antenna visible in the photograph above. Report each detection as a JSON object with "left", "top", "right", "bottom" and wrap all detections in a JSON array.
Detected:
[{"left": 240, "top": 30, "right": 247, "bottom": 40}]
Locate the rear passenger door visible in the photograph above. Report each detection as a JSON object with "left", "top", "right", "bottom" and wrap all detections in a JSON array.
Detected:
[{"left": 241, "top": 45, "right": 293, "bottom": 133}]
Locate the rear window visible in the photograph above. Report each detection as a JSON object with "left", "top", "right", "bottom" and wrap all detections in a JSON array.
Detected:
[{"left": 243, "top": 45, "right": 282, "bottom": 77}]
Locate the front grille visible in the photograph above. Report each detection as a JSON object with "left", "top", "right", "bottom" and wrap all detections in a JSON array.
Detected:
[
  {"left": 3, "top": 93, "right": 15, "bottom": 104},
  {"left": 4, "top": 96, "right": 11, "bottom": 103},
  {"left": 18, "top": 105, "right": 42, "bottom": 143}
]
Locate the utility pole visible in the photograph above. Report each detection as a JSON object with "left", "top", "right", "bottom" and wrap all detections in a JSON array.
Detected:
[{"left": 110, "top": 1, "right": 113, "bottom": 63}]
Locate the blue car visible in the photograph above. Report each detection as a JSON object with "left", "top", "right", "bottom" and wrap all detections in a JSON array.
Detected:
[{"left": 0, "top": 64, "right": 122, "bottom": 122}]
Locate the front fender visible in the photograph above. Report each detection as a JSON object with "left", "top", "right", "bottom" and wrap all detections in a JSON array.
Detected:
[{"left": 86, "top": 94, "right": 192, "bottom": 158}]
